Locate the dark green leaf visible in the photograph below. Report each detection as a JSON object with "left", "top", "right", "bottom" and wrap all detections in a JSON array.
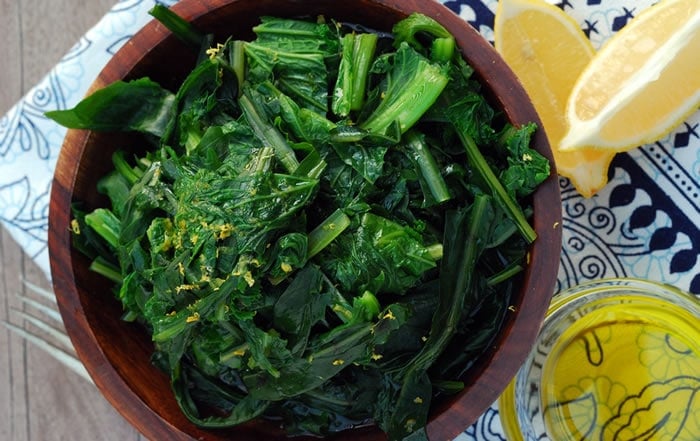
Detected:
[{"left": 45, "top": 78, "right": 175, "bottom": 137}]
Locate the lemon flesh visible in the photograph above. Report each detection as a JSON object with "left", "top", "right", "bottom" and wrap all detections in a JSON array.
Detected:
[{"left": 561, "top": 0, "right": 700, "bottom": 152}]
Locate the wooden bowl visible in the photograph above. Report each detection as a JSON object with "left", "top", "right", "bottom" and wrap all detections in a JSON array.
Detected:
[{"left": 48, "top": 1, "right": 562, "bottom": 439}]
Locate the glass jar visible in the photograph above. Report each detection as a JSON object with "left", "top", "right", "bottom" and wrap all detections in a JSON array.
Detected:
[{"left": 499, "top": 278, "right": 700, "bottom": 441}]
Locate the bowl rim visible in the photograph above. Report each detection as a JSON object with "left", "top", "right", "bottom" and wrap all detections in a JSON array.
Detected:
[{"left": 48, "top": 0, "right": 563, "bottom": 439}]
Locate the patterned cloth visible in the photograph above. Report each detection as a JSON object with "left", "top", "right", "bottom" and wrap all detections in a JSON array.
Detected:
[
  {"left": 0, "top": 0, "right": 698, "bottom": 439},
  {"left": 0, "top": 0, "right": 176, "bottom": 273}
]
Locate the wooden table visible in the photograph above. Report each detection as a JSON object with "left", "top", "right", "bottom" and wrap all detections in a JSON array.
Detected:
[{"left": 0, "top": 1, "right": 146, "bottom": 439}]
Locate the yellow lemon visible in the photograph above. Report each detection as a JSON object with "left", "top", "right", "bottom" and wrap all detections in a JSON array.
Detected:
[
  {"left": 494, "top": 0, "right": 615, "bottom": 198},
  {"left": 560, "top": 0, "right": 700, "bottom": 153}
]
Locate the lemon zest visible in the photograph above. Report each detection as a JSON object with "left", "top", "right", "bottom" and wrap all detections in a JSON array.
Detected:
[
  {"left": 71, "top": 219, "right": 81, "bottom": 235},
  {"left": 176, "top": 284, "right": 198, "bottom": 294},
  {"left": 205, "top": 43, "right": 225, "bottom": 60},
  {"left": 404, "top": 418, "right": 417, "bottom": 432},
  {"left": 243, "top": 271, "right": 255, "bottom": 287}
]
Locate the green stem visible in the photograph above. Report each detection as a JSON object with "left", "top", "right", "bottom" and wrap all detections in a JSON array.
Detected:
[
  {"left": 486, "top": 261, "right": 524, "bottom": 286},
  {"left": 112, "top": 151, "right": 141, "bottom": 185},
  {"left": 239, "top": 90, "right": 299, "bottom": 173},
  {"left": 320, "top": 272, "right": 354, "bottom": 323},
  {"left": 350, "top": 33, "right": 378, "bottom": 111},
  {"left": 426, "top": 243, "right": 443, "bottom": 260},
  {"left": 90, "top": 256, "right": 122, "bottom": 283},
  {"left": 306, "top": 209, "right": 351, "bottom": 259},
  {"left": 294, "top": 149, "right": 327, "bottom": 180},
  {"left": 430, "top": 37, "right": 455, "bottom": 63},
  {"left": 84, "top": 208, "right": 121, "bottom": 249},
  {"left": 405, "top": 130, "right": 451, "bottom": 205},
  {"left": 229, "top": 40, "right": 246, "bottom": 94},
  {"left": 149, "top": 5, "right": 205, "bottom": 49},
  {"left": 332, "top": 33, "right": 355, "bottom": 117},
  {"left": 456, "top": 130, "right": 537, "bottom": 243}
]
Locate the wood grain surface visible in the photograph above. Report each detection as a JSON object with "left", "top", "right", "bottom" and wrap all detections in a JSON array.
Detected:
[{"left": 0, "top": 1, "right": 145, "bottom": 439}]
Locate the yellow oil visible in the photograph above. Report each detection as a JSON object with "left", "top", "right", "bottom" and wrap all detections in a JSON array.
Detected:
[{"left": 540, "top": 296, "right": 700, "bottom": 440}]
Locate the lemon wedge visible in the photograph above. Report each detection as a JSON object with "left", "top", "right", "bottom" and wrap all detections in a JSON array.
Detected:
[
  {"left": 560, "top": 0, "right": 700, "bottom": 153},
  {"left": 494, "top": 0, "right": 615, "bottom": 197}
]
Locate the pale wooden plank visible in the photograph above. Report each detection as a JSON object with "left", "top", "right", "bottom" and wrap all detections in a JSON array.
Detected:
[
  {"left": 1, "top": 228, "right": 31, "bottom": 441},
  {"left": 18, "top": 0, "right": 118, "bottom": 88},
  {"left": 0, "top": 0, "right": 22, "bottom": 115},
  {"left": 20, "top": 253, "right": 144, "bottom": 440},
  {"left": 0, "top": 3, "right": 40, "bottom": 435},
  {"left": 24, "top": 333, "right": 144, "bottom": 441}
]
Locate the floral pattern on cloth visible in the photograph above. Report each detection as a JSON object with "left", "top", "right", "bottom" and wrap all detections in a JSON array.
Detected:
[
  {"left": 0, "top": 0, "right": 177, "bottom": 273},
  {"left": 0, "top": 1, "right": 698, "bottom": 440}
]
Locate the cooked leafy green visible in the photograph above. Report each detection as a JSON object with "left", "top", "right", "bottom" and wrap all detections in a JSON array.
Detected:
[
  {"left": 45, "top": 78, "right": 175, "bottom": 137},
  {"left": 332, "top": 32, "right": 378, "bottom": 116},
  {"left": 360, "top": 42, "right": 449, "bottom": 135},
  {"left": 48, "top": 9, "right": 549, "bottom": 441}
]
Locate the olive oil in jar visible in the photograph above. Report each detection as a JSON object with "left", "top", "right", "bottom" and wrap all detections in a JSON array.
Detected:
[{"left": 539, "top": 297, "right": 700, "bottom": 440}]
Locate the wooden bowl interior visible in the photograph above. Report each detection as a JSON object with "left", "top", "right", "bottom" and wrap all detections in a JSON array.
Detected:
[{"left": 49, "top": 1, "right": 562, "bottom": 440}]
